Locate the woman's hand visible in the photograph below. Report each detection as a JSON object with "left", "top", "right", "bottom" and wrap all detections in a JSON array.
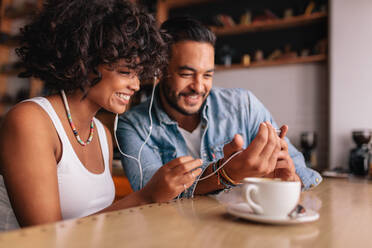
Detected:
[{"left": 140, "top": 156, "right": 203, "bottom": 203}]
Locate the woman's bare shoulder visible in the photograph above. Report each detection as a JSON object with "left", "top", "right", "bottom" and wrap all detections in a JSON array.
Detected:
[
  {"left": 1, "top": 100, "right": 54, "bottom": 137},
  {"left": 7, "top": 100, "right": 46, "bottom": 116}
]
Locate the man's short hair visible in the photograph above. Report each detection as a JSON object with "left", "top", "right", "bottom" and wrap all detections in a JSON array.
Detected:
[{"left": 160, "top": 16, "right": 216, "bottom": 48}]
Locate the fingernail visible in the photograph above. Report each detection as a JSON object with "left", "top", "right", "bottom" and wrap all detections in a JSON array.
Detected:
[{"left": 261, "top": 122, "right": 267, "bottom": 127}]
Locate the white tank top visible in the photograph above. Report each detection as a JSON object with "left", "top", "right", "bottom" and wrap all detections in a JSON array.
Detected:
[
  {"left": 0, "top": 97, "right": 115, "bottom": 230},
  {"left": 29, "top": 97, "right": 115, "bottom": 219}
]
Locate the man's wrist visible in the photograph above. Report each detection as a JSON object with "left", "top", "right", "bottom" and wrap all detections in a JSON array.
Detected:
[
  {"left": 212, "top": 160, "right": 233, "bottom": 189},
  {"left": 195, "top": 162, "right": 225, "bottom": 195},
  {"left": 223, "top": 160, "right": 242, "bottom": 183},
  {"left": 220, "top": 168, "right": 242, "bottom": 185}
]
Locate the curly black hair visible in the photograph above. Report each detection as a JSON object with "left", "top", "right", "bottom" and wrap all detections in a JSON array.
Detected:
[{"left": 16, "top": 0, "right": 167, "bottom": 93}]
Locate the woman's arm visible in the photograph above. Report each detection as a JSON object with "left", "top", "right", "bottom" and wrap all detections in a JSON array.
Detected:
[
  {"left": 0, "top": 103, "right": 62, "bottom": 227},
  {"left": 96, "top": 125, "right": 151, "bottom": 212},
  {"left": 96, "top": 125, "right": 202, "bottom": 214}
]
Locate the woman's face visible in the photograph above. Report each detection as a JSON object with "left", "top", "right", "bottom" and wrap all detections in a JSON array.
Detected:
[{"left": 87, "top": 62, "right": 140, "bottom": 114}]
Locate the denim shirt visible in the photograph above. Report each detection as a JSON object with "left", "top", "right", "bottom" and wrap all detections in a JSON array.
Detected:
[{"left": 117, "top": 87, "right": 322, "bottom": 198}]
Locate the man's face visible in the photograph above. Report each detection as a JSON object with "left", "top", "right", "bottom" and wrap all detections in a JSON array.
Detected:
[{"left": 161, "top": 41, "right": 214, "bottom": 116}]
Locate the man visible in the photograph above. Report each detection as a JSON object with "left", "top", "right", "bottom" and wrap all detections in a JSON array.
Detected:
[{"left": 116, "top": 17, "right": 322, "bottom": 198}]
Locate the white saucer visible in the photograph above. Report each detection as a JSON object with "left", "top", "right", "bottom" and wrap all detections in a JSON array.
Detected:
[{"left": 226, "top": 203, "right": 319, "bottom": 225}]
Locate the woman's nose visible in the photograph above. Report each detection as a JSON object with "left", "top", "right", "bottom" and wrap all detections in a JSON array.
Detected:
[{"left": 129, "top": 76, "right": 140, "bottom": 92}]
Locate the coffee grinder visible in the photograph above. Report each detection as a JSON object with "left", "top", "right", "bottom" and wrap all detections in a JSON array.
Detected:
[{"left": 349, "top": 130, "right": 372, "bottom": 176}]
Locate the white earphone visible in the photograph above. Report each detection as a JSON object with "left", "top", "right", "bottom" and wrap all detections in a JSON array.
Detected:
[{"left": 113, "top": 76, "right": 156, "bottom": 189}]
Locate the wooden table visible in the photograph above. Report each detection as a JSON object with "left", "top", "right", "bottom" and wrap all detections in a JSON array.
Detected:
[{"left": 0, "top": 178, "right": 371, "bottom": 248}]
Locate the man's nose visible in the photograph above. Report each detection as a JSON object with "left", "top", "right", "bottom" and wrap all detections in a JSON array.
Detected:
[{"left": 191, "top": 75, "right": 204, "bottom": 93}]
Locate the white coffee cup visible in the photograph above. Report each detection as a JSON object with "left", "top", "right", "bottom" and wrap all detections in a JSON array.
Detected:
[{"left": 242, "top": 177, "right": 301, "bottom": 218}]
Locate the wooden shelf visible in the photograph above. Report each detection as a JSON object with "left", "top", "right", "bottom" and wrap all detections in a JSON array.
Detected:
[
  {"left": 0, "top": 0, "right": 44, "bottom": 111},
  {"left": 2, "top": 5, "right": 39, "bottom": 19},
  {"left": 157, "top": 0, "right": 221, "bottom": 23},
  {"left": 161, "top": 0, "right": 217, "bottom": 9},
  {"left": 0, "top": 38, "right": 20, "bottom": 47},
  {"left": 211, "top": 12, "right": 327, "bottom": 36},
  {"left": 215, "top": 54, "right": 327, "bottom": 71},
  {"left": 0, "top": 68, "right": 22, "bottom": 76}
]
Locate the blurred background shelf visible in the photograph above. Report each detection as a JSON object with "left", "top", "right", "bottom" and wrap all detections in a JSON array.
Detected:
[
  {"left": 157, "top": 0, "right": 328, "bottom": 68},
  {"left": 2, "top": 2, "right": 39, "bottom": 19},
  {"left": 157, "top": 0, "right": 217, "bottom": 9},
  {"left": 215, "top": 54, "right": 327, "bottom": 71},
  {"left": 0, "top": 33, "right": 20, "bottom": 47},
  {"left": 0, "top": 0, "right": 44, "bottom": 116},
  {"left": 0, "top": 60, "right": 24, "bottom": 77},
  {"left": 0, "top": 69, "right": 21, "bottom": 76},
  {"left": 211, "top": 12, "right": 327, "bottom": 36}
]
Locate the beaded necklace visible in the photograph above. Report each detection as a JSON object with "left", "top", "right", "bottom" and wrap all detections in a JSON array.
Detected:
[{"left": 61, "top": 90, "right": 94, "bottom": 146}]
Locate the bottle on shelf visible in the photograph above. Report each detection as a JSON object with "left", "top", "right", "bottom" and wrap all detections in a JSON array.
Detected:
[{"left": 240, "top": 10, "right": 252, "bottom": 25}]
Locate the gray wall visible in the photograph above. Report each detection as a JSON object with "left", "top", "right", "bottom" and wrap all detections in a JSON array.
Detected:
[
  {"left": 214, "top": 63, "right": 328, "bottom": 170},
  {"left": 329, "top": 0, "right": 372, "bottom": 169}
]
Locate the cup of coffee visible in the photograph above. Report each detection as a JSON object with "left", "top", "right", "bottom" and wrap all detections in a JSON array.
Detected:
[{"left": 242, "top": 177, "right": 301, "bottom": 218}]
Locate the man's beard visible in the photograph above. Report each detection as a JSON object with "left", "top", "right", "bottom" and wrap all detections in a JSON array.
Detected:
[{"left": 160, "top": 82, "right": 207, "bottom": 116}]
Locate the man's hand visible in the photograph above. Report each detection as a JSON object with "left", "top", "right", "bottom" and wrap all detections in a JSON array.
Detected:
[
  {"left": 271, "top": 125, "right": 301, "bottom": 182},
  {"left": 140, "top": 156, "right": 202, "bottom": 203},
  {"left": 223, "top": 122, "right": 281, "bottom": 182}
]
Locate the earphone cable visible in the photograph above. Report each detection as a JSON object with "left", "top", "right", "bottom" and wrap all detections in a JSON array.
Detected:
[{"left": 113, "top": 77, "right": 157, "bottom": 189}]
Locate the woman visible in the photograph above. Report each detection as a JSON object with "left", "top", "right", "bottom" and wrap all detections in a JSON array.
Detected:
[{"left": 0, "top": 0, "right": 202, "bottom": 231}]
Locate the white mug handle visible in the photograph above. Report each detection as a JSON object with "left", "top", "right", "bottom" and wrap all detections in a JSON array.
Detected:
[{"left": 243, "top": 184, "right": 263, "bottom": 215}]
